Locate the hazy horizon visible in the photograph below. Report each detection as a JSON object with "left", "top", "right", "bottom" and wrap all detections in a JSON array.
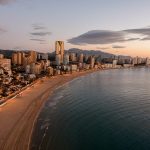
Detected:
[{"left": 1, "top": 0, "right": 150, "bottom": 57}]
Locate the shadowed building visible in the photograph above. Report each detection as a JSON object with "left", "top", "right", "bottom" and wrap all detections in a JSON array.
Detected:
[{"left": 64, "top": 54, "right": 69, "bottom": 65}]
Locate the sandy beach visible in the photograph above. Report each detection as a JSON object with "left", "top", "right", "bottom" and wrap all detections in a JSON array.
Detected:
[{"left": 0, "top": 70, "right": 98, "bottom": 150}]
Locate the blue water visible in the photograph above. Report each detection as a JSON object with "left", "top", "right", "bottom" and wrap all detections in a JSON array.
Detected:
[{"left": 31, "top": 68, "right": 150, "bottom": 150}]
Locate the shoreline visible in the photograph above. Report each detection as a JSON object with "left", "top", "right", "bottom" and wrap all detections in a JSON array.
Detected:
[{"left": 0, "top": 69, "right": 99, "bottom": 150}]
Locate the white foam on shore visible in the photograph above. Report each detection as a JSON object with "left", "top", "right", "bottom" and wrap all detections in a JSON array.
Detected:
[{"left": 40, "top": 122, "right": 50, "bottom": 130}]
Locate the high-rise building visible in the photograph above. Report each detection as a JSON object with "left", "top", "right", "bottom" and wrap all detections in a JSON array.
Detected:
[
  {"left": 34, "top": 63, "right": 42, "bottom": 74},
  {"left": 17, "top": 52, "right": 22, "bottom": 65},
  {"left": 0, "top": 54, "right": 4, "bottom": 59},
  {"left": 29, "top": 51, "right": 37, "bottom": 63},
  {"left": 64, "top": 54, "right": 69, "bottom": 65},
  {"left": 84, "top": 55, "right": 89, "bottom": 63},
  {"left": 30, "top": 63, "right": 35, "bottom": 74},
  {"left": 112, "top": 60, "right": 118, "bottom": 67},
  {"left": 55, "top": 41, "right": 64, "bottom": 64},
  {"left": 90, "top": 56, "right": 95, "bottom": 69},
  {"left": 29, "top": 63, "right": 41, "bottom": 75},
  {"left": 146, "top": 57, "right": 150, "bottom": 65},
  {"left": 17, "top": 52, "right": 25, "bottom": 65},
  {"left": 79, "top": 53, "right": 84, "bottom": 63},
  {"left": 23, "top": 56, "right": 30, "bottom": 67},
  {"left": 132, "top": 57, "right": 138, "bottom": 65},
  {"left": 39, "top": 60, "right": 50, "bottom": 71},
  {"left": 12, "top": 53, "right": 18, "bottom": 65},
  {"left": 56, "top": 54, "right": 61, "bottom": 66},
  {"left": 70, "top": 53, "right": 76, "bottom": 62},
  {"left": 12, "top": 52, "right": 25, "bottom": 65}
]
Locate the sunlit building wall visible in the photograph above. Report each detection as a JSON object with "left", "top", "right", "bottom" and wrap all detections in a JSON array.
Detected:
[
  {"left": 12, "top": 53, "right": 18, "bottom": 65},
  {"left": 29, "top": 51, "right": 37, "bottom": 63},
  {"left": 0, "top": 59, "right": 11, "bottom": 71},
  {"left": 55, "top": 41, "right": 64, "bottom": 64},
  {"left": 0, "top": 54, "right": 4, "bottom": 59},
  {"left": 90, "top": 56, "right": 95, "bottom": 69},
  {"left": 79, "top": 53, "right": 84, "bottom": 63}
]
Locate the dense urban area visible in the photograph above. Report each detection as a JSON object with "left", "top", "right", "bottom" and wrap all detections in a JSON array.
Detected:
[{"left": 0, "top": 41, "right": 150, "bottom": 104}]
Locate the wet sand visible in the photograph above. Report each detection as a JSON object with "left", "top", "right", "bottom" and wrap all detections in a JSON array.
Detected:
[{"left": 0, "top": 70, "right": 98, "bottom": 150}]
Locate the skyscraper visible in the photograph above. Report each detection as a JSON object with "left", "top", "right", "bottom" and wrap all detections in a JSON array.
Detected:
[
  {"left": 79, "top": 53, "right": 84, "bottom": 63},
  {"left": 64, "top": 54, "right": 69, "bottom": 65},
  {"left": 55, "top": 41, "right": 64, "bottom": 64},
  {"left": 29, "top": 51, "right": 37, "bottom": 63},
  {"left": 0, "top": 54, "right": 4, "bottom": 59},
  {"left": 12, "top": 53, "right": 18, "bottom": 65},
  {"left": 90, "top": 56, "right": 95, "bottom": 69},
  {"left": 12, "top": 52, "right": 25, "bottom": 65},
  {"left": 17, "top": 52, "right": 25, "bottom": 65}
]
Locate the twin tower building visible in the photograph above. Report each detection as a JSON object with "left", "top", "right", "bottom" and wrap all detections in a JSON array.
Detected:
[{"left": 55, "top": 41, "right": 69, "bottom": 66}]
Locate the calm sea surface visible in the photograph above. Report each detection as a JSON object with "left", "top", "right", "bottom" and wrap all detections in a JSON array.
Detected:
[{"left": 31, "top": 68, "right": 150, "bottom": 150}]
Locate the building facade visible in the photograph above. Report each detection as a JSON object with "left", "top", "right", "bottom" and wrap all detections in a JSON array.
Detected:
[{"left": 55, "top": 41, "right": 64, "bottom": 64}]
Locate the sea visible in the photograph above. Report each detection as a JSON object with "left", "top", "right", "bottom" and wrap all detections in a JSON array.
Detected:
[{"left": 31, "top": 67, "right": 150, "bottom": 150}]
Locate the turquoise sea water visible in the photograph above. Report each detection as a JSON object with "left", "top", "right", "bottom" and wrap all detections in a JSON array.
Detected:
[{"left": 31, "top": 68, "right": 150, "bottom": 150}]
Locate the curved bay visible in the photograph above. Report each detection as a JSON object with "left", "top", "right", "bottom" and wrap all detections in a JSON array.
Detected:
[{"left": 31, "top": 68, "right": 150, "bottom": 150}]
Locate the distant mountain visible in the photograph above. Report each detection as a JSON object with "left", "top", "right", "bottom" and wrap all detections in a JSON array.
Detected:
[
  {"left": 67, "top": 48, "right": 132, "bottom": 59},
  {"left": 0, "top": 49, "right": 15, "bottom": 58},
  {"left": 67, "top": 48, "right": 115, "bottom": 58}
]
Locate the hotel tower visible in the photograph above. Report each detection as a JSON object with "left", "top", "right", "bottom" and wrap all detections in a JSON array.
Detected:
[{"left": 55, "top": 41, "right": 64, "bottom": 65}]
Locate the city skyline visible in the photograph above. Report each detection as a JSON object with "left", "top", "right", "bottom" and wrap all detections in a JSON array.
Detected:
[{"left": 1, "top": 0, "right": 150, "bottom": 57}]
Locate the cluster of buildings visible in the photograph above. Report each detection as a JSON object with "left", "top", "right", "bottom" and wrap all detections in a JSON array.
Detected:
[
  {"left": 0, "top": 41, "right": 150, "bottom": 100},
  {"left": 101, "top": 56, "right": 150, "bottom": 69},
  {"left": 53, "top": 41, "right": 98, "bottom": 73},
  {"left": 0, "top": 50, "right": 51, "bottom": 99},
  {"left": 12, "top": 51, "right": 50, "bottom": 75}
]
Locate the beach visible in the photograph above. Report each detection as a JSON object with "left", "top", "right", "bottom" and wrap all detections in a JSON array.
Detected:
[{"left": 0, "top": 70, "right": 98, "bottom": 150}]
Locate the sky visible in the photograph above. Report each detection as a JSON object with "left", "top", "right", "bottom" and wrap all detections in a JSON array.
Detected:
[{"left": 1, "top": 0, "right": 150, "bottom": 57}]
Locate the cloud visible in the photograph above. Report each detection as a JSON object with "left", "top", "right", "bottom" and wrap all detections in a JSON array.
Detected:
[
  {"left": 141, "top": 37, "right": 150, "bottom": 41},
  {"left": 30, "top": 32, "right": 51, "bottom": 36},
  {"left": 68, "top": 30, "right": 126, "bottom": 45},
  {"left": 112, "top": 45, "right": 126, "bottom": 49},
  {"left": 30, "top": 23, "right": 51, "bottom": 43},
  {"left": 68, "top": 26, "right": 150, "bottom": 45},
  {"left": 125, "top": 38, "right": 140, "bottom": 41},
  {"left": 124, "top": 27, "right": 150, "bottom": 36},
  {"left": 0, "top": 0, "right": 16, "bottom": 5},
  {"left": 39, "top": 42, "right": 48, "bottom": 45},
  {"left": 124, "top": 27, "right": 150, "bottom": 41},
  {"left": 30, "top": 39, "right": 46, "bottom": 42},
  {"left": 32, "top": 24, "right": 47, "bottom": 30},
  {"left": 30, "top": 39, "right": 48, "bottom": 44}
]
